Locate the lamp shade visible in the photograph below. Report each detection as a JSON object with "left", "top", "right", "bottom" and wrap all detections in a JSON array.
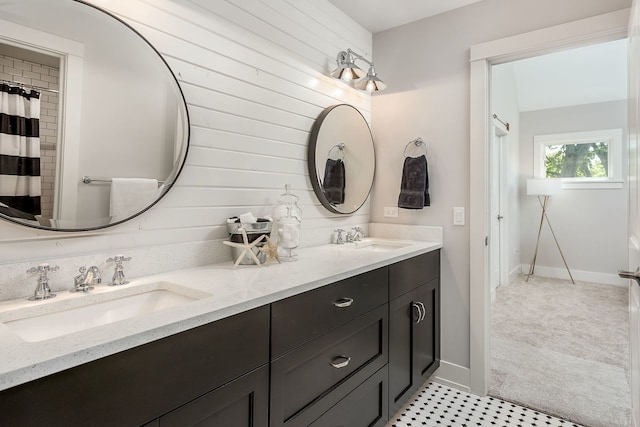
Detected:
[
  {"left": 353, "top": 66, "right": 387, "bottom": 92},
  {"left": 330, "top": 51, "right": 365, "bottom": 81},
  {"left": 527, "top": 178, "right": 561, "bottom": 196}
]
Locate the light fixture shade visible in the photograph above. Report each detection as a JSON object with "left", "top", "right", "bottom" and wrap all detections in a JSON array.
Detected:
[
  {"left": 354, "top": 66, "right": 387, "bottom": 92},
  {"left": 527, "top": 178, "right": 561, "bottom": 196},
  {"left": 330, "top": 51, "right": 365, "bottom": 81}
]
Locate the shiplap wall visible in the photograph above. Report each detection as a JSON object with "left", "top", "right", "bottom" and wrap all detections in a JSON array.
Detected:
[{"left": 0, "top": 0, "right": 372, "bottom": 269}]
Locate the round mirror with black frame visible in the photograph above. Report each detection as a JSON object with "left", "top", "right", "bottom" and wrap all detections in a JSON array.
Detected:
[
  {"left": 0, "top": 0, "right": 189, "bottom": 231},
  {"left": 308, "top": 104, "right": 375, "bottom": 214}
]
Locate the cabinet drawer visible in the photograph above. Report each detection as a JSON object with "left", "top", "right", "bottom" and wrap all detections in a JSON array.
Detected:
[
  {"left": 389, "top": 250, "right": 440, "bottom": 299},
  {"left": 0, "top": 305, "right": 270, "bottom": 427},
  {"left": 270, "top": 305, "right": 388, "bottom": 427},
  {"left": 309, "top": 366, "right": 388, "bottom": 427},
  {"left": 271, "top": 267, "right": 388, "bottom": 358},
  {"left": 159, "top": 365, "right": 269, "bottom": 427}
]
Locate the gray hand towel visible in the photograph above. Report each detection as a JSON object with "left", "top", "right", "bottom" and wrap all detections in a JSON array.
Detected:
[
  {"left": 398, "top": 155, "right": 430, "bottom": 209},
  {"left": 323, "top": 158, "right": 346, "bottom": 204}
]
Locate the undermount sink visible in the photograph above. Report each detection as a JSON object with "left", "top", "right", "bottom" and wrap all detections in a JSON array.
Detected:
[
  {"left": 351, "top": 238, "right": 413, "bottom": 252},
  {"left": 1, "top": 282, "right": 208, "bottom": 342}
]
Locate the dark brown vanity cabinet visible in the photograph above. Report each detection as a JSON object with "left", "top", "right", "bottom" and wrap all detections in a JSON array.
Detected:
[
  {"left": 270, "top": 267, "right": 389, "bottom": 427},
  {"left": 0, "top": 306, "right": 270, "bottom": 427},
  {"left": 0, "top": 250, "right": 440, "bottom": 427},
  {"left": 388, "top": 251, "right": 441, "bottom": 415}
]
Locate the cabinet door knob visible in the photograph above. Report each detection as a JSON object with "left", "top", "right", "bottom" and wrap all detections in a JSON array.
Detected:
[
  {"left": 330, "top": 355, "right": 351, "bottom": 369},
  {"left": 412, "top": 302, "right": 423, "bottom": 323},
  {"left": 333, "top": 297, "right": 354, "bottom": 308}
]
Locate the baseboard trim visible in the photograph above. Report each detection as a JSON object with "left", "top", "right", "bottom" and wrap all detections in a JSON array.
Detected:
[
  {"left": 508, "top": 265, "right": 521, "bottom": 284},
  {"left": 433, "top": 360, "right": 470, "bottom": 393},
  {"left": 520, "top": 264, "right": 627, "bottom": 287}
]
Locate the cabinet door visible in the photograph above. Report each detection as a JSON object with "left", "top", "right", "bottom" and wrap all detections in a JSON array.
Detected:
[
  {"left": 388, "top": 288, "right": 419, "bottom": 414},
  {"left": 388, "top": 278, "right": 440, "bottom": 415},
  {"left": 414, "top": 278, "right": 440, "bottom": 383},
  {"left": 159, "top": 365, "right": 269, "bottom": 427}
]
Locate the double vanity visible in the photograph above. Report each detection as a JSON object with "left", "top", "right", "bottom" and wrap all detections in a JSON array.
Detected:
[
  {"left": 0, "top": 236, "right": 441, "bottom": 427},
  {"left": 0, "top": 2, "right": 443, "bottom": 426}
]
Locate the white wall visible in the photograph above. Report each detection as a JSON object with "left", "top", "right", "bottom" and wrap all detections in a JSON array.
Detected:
[
  {"left": 0, "top": 0, "right": 373, "bottom": 300},
  {"left": 75, "top": 16, "right": 179, "bottom": 223},
  {"left": 491, "top": 62, "right": 521, "bottom": 281},
  {"left": 370, "top": 0, "right": 631, "bottom": 372},
  {"left": 519, "top": 100, "right": 628, "bottom": 284}
]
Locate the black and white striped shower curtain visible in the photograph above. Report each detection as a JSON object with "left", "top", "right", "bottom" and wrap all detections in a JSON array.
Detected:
[{"left": 0, "top": 83, "right": 41, "bottom": 218}]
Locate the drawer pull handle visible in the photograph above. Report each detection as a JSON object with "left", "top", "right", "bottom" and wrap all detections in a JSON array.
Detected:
[
  {"left": 330, "top": 355, "right": 351, "bottom": 369},
  {"left": 333, "top": 297, "right": 354, "bottom": 308},
  {"left": 416, "top": 301, "right": 426, "bottom": 322},
  {"left": 412, "top": 302, "right": 423, "bottom": 323}
]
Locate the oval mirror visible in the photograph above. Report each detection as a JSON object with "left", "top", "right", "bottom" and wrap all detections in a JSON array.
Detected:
[
  {"left": 308, "top": 104, "right": 375, "bottom": 214},
  {"left": 0, "top": 0, "right": 189, "bottom": 231}
]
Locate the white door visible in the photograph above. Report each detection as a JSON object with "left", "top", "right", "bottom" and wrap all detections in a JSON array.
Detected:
[
  {"left": 490, "top": 120, "right": 508, "bottom": 302},
  {"left": 626, "top": 2, "right": 640, "bottom": 426}
]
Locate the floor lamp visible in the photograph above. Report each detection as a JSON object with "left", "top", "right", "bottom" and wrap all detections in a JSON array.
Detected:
[{"left": 525, "top": 179, "right": 575, "bottom": 284}]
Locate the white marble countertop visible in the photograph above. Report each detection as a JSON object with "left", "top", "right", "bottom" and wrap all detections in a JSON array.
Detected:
[{"left": 0, "top": 236, "right": 442, "bottom": 391}]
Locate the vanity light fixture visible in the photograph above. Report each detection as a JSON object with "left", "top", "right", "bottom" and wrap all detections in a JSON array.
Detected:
[{"left": 330, "top": 49, "right": 386, "bottom": 92}]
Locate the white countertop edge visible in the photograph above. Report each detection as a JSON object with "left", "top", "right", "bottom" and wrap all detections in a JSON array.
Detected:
[{"left": 0, "top": 237, "right": 442, "bottom": 391}]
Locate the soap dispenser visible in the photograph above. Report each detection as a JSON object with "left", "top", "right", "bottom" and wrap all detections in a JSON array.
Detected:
[{"left": 272, "top": 184, "right": 302, "bottom": 261}]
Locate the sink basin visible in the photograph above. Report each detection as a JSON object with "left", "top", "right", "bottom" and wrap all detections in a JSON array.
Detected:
[
  {"left": 2, "top": 283, "right": 208, "bottom": 342},
  {"left": 352, "top": 238, "right": 413, "bottom": 252}
]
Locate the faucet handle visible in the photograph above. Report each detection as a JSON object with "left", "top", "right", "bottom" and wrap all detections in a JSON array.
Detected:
[
  {"left": 334, "top": 228, "right": 346, "bottom": 244},
  {"left": 26, "top": 263, "right": 60, "bottom": 275},
  {"left": 26, "top": 263, "right": 59, "bottom": 300},
  {"left": 352, "top": 226, "right": 365, "bottom": 240},
  {"left": 107, "top": 255, "right": 132, "bottom": 264}
]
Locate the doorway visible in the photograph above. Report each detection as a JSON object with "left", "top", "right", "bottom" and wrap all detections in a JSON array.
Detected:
[
  {"left": 469, "top": 8, "right": 630, "bottom": 398},
  {"left": 489, "top": 120, "right": 508, "bottom": 303},
  {"left": 485, "top": 36, "right": 630, "bottom": 425}
]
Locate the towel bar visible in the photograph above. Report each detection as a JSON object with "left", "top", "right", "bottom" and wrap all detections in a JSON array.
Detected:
[{"left": 81, "top": 176, "right": 165, "bottom": 185}]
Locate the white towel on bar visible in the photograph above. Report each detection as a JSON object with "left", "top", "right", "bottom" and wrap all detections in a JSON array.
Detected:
[{"left": 109, "top": 178, "right": 158, "bottom": 219}]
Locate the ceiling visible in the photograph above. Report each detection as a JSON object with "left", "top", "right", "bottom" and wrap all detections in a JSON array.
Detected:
[
  {"left": 328, "top": 0, "right": 484, "bottom": 33},
  {"left": 329, "top": 0, "right": 627, "bottom": 112},
  {"left": 502, "top": 38, "right": 628, "bottom": 112}
]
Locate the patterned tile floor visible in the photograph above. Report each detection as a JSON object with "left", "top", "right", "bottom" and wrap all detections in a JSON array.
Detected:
[{"left": 386, "top": 382, "right": 584, "bottom": 427}]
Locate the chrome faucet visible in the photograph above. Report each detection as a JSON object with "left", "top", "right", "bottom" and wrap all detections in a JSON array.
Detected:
[
  {"left": 26, "top": 263, "right": 59, "bottom": 301},
  {"left": 73, "top": 266, "right": 101, "bottom": 292},
  {"left": 334, "top": 228, "right": 346, "bottom": 244},
  {"left": 107, "top": 255, "right": 132, "bottom": 286},
  {"left": 352, "top": 226, "right": 365, "bottom": 241},
  {"left": 345, "top": 226, "right": 365, "bottom": 243}
]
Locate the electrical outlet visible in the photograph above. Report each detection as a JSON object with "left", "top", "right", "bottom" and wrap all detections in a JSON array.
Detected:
[{"left": 384, "top": 206, "right": 398, "bottom": 217}]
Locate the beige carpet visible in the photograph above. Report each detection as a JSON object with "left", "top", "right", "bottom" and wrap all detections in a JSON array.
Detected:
[{"left": 489, "top": 275, "right": 631, "bottom": 427}]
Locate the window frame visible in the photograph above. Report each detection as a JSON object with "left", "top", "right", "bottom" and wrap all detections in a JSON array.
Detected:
[{"left": 533, "top": 128, "right": 623, "bottom": 189}]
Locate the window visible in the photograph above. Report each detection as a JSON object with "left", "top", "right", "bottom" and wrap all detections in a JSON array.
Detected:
[{"left": 533, "top": 129, "right": 623, "bottom": 189}]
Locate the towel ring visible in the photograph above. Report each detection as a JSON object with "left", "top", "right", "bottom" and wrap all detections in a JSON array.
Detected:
[
  {"left": 327, "top": 143, "right": 346, "bottom": 161},
  {"left": 403, "top": 137, "right": 427, "bottom": 158}
]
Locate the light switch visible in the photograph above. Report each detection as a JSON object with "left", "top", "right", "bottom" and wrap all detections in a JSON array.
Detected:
[
  {"left": 453, "top": 207, "right": 465, "bottom": 225},
  {"left": 384, "top": 207, "right": 399, "bottom": 217}
]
